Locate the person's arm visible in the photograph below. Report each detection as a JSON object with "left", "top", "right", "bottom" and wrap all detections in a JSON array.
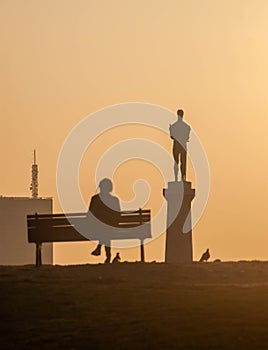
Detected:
[
  {"left": 88, "top": 197, "right": 94, "bottom": 212},
  {"left": 114, "top": 197, "right": 121, "bottom": 212},
  {"left": 88, "top": 195, "right": 98, "bottom": 215}
]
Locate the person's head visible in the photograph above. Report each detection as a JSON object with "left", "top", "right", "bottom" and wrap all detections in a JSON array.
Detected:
[
  {"left": 177, "top": 109, "right": 184, "bottom": 119},
  {"left": 99, "top": 178, "right": 113, "bottom": 193}
]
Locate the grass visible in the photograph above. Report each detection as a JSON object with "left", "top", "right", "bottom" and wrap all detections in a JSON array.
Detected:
[{"left": 1, "top": 262, "right": 268, "bottom": 349}]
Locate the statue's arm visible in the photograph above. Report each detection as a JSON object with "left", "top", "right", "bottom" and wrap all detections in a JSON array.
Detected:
[{"left": 169, "top": 124, "right": 174, "bottom": 140}]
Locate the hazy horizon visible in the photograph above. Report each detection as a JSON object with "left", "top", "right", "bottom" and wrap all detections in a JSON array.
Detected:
[{"left": 1, "top": 0, "right": 268, "bottom": 263}]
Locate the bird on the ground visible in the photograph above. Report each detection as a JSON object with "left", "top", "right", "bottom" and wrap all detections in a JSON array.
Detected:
[
  {"left": 199, "top": 248, "right": 210, "bottom": 262},
  {"left": 112, "top": 252, "right": 121, "bottom": 263}
]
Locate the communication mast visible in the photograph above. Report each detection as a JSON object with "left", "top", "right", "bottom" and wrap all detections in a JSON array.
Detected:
[{"left": 30, "top": 150, "right": 38, "bottom": 198}]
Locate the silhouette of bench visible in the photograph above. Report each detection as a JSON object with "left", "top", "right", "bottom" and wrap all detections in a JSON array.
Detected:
[{"left": 27, "top": 209, "right": 151, "bottom": 267}]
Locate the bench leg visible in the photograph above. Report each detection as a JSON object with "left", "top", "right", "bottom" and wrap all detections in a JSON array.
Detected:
[
  {"left": 140, "top": 240, "right": 145, "bottom": 262},
  {"left": 36, "top": 243, "right": 42, "bottom": 267}
]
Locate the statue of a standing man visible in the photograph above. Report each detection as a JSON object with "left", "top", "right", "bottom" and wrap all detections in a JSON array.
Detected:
[{"left": 169, "top": 109, "right": 191, "bottom": 182}]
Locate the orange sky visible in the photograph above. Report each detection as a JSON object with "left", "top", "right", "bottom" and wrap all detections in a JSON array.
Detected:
[{"left": 1, "top": 0, "right": 268, "bottom": 263}]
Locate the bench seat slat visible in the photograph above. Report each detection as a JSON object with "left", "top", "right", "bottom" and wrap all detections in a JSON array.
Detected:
[
  {"left": 28, "top": 226, "right": 87, "bottom": 243},
  {"left": 118, "top": 223, "right": 148, "bottom": 228},
  {"left": 27, "top": 215, "right": 150, "bottom": 225},
  {"left": 27, "top": 210, "right": 151, "bottom": 219},
  {"left": 28, "top": 220, "right": 150, "bottom": 230},
  {"left": 28, "top": 224, "right": 151, "bottom": 243},
  {"left": 118, "top": 215, "right": 150, "bottom": 223},
  {"left": 28, "top": 218, "right": 75, "bottom": 227}
]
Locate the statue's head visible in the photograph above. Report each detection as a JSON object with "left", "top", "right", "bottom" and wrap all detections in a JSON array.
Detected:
[
  {"left": 177, "top": 109, "right": 184, "bottom": 118},
  {"left": 99, "top": 178, "right": 113, "bottom": 193}
]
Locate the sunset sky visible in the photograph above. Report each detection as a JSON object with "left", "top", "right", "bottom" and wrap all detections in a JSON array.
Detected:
[{"left": 1, "top": 0, "right": 268, "bottom": 263}]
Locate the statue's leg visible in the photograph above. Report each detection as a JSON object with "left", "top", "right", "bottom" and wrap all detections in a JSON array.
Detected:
[
  {"left": 180, "top": 148, "right": 187, "bottom": 181},
  {"left": 173, "top": 162, "right": 178, "bottom": 182},
  {"left": 172, "top": 143, "right": 179, "bottom": 182}
]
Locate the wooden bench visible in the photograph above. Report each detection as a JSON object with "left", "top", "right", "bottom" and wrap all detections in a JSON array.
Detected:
[{"left": 27, "top": 209, "right": 151, "bottom": 266}]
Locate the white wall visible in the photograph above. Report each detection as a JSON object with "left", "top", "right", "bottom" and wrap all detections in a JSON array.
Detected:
[{"left": 0, "top": 197, "right": 53, "bottom": 265}]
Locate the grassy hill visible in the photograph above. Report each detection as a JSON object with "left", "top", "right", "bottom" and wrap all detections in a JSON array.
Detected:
[{"left": 1, "top": 262, "right": 268, "bottom": 349}]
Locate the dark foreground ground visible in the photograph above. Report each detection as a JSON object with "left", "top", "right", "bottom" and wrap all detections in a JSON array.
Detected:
[{"left": 1, "top": 262, "right": 268, "bottom": 350}]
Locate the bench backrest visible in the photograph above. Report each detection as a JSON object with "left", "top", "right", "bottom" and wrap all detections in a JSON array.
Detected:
[{"left": 27, "top": 209, "right": 151, "bottom": 243}]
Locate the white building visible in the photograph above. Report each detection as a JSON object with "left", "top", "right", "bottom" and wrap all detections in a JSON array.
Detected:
[{"left": 0, "top": 197, "right": 53, "bottom": 265}]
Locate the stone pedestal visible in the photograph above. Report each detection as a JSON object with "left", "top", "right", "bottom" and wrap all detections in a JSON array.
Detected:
[{"left": 163, "top": 181, "right": 195, "bottom": 263}]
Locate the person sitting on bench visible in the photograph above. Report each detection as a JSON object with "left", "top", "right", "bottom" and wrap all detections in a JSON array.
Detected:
[{"left": 89, "top": 178, "right": 121, "bottom": 263}]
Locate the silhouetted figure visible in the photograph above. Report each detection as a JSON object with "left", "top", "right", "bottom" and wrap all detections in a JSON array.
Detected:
[
  {"left": 89, "top": 178, "right": 121, "bottom": 263},
  {"left": 112, "top": 252, "right": 121, "bottom": 263},
  {"left": 199, "top": 248, "right": 210, "bottom": 262},
  {"left": 169, "top": 109, "right": 191, "bottom": 181}
]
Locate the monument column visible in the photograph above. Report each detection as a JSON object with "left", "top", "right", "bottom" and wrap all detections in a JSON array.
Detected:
[{"left": 163, "top": 181, "right": 195, "bottom": 263}]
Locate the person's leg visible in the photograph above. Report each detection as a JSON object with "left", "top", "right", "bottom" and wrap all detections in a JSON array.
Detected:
[
  {"left": 91, "top": 243, "right": 102, "bottom": 256},
  {"left": 104, "top": 245, "right": 111, "bottom": 263}
]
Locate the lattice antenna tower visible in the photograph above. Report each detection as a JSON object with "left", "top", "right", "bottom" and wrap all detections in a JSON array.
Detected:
[{"left": 30, "top": 149, "right": 38, "bottom": 198}]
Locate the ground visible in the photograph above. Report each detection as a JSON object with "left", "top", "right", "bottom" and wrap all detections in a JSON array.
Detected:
[{"left": 1, "top": 262, "right": 268, "bottom": 349}]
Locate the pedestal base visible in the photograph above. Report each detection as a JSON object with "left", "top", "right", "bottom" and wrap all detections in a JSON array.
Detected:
[{"left": 163, "top": 181, "right": 195, "bottom": 263}]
